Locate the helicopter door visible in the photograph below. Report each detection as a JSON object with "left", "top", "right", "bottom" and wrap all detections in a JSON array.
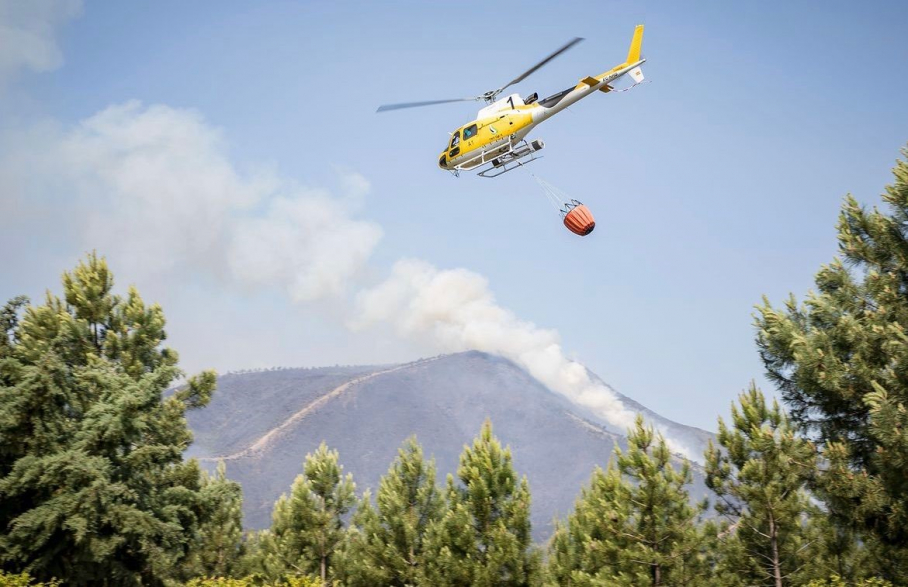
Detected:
[
  {"left": 448, "top": 130, "right": 461, "bottom": 158},
  {"left": 462, "top": 123, "right": 479, "bottom": 152}
]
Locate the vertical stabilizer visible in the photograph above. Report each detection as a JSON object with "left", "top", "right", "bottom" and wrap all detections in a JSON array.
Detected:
[{"left": 626, "top": 24, "right": 644, "bottom": 64}]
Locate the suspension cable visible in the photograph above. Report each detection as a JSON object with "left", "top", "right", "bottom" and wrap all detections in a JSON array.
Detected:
[{"left": 532, "top": 175, "right": 570, "bottom": 215}]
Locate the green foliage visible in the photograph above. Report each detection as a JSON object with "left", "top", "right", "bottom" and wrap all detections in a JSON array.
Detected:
[
  {"left": 183, "top": 578, "right": 326, "bottom": 587},
  {"left": 340, "top": 436, "right": 443, "bottom": 586},
  {"left": 0, "top": 253, "right": 218, "bottom": 586},
  {"left": 281, "top": 577, "right": 325, "bottom": 587},
  {"left": 185, "top": 578, "right": 255, "bottom": 587},
  {"left": 0, "top": 570, "right": 60, "bottom": 586},
  {"left": 612, "top": 417, "right": 707, "bottom": 586},
  {"left": 705, "top": 385, "right": 817, "bottom": 585},
  {"left": 756, "top": 147, "right": 908, "bottom": 569},
  {"left": 805, "top": 576, "right": 894, "bottom": 587},
  {"left": 423, "top": 420, "right": 539, "bottom": 587},
  {"left": 183, "top": 461, "right": 245, "bottom": 579},
  {"left": 546, "top": 463, "right": 628, "bottom": 585},
  {"left": 251, "top": 443, "right": 355, "bottom": 584},
  {"left": 0, "top": 296, "right": 28, "bottom": 362},
  {"left": 698, "top": 518, "right": 745, "bottom": 587},
  {"left": 547, "top": 415, "right": 706, "bottom": 586}
]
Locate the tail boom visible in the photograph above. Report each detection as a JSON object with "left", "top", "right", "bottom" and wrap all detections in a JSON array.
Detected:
[{"left": 533, "top": 24, "right": 646, "bottom": 120}]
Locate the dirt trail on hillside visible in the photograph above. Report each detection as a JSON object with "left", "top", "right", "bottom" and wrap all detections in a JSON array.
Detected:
[{"left": 199, "top": 357, "right": 441, "bottom": 462}]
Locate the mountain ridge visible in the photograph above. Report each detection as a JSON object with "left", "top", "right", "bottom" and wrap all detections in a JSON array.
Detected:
[{"left": 186, "top": 351, "right": 713, "bottom": 540}]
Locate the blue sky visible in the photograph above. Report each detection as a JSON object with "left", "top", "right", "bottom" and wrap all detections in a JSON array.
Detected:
[{"left": 2, "top": 0, "right": 907, "bottom": 432}]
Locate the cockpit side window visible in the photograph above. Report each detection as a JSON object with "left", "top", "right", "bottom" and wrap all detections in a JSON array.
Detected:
[
  {"left": 450, "top": 131, "right": 461, "bottom": 149},
  {"left": 462, "top": 124, "right": 478, "bottom": 140}
]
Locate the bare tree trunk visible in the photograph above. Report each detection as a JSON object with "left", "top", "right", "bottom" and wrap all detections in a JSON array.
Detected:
[
  {"left": 653, "top": 563, "right": 661, "bottom": 586},
  {"left": 770, "top": 515, "right": 783, "bottom": 587}
]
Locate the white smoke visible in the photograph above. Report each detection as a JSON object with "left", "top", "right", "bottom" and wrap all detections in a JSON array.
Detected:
[
  {"left": 227, "top": 193, "right": 380, "bottom": 303},
  {"left": 351, "top": 259, "right": 693, "bottom": 457},
  {"left": 0, "top": 101, "right": 382, "bottom": 302},
  {"left": 0, "top": 0, "right": 82, "bottom": 89},
  {"left": 1, "top": 99, "right": 693, "bottom": 458}
]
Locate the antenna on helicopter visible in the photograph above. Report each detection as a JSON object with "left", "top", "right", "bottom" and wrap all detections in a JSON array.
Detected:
[{"left": 376, "top": 37, "right": 583, "bottom": 113}]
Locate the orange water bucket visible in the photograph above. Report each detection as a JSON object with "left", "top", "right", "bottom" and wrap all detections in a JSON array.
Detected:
[{"left": 563, "top": 204, "right": 595, "bottom": 236}]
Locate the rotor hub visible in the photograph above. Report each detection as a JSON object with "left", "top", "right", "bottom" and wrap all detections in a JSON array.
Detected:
[{"left": 481, "top": 91, "right": 499, "bottom": 104}]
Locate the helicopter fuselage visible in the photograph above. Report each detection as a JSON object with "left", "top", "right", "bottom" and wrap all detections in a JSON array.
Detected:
[
  {"left": 438, "top": 95, "right": 535, "bottom": 171},
  {"left": 438, "top": 57, "right": 645, "bottom": 174}
]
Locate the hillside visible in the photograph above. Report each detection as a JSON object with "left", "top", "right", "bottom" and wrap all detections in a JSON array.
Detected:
[{"left": 186, "top": 351, "right": 713, "bottom": 541}]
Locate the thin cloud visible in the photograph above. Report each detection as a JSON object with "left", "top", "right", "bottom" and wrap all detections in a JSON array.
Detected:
[
  {"left": 0, "top": 100, "right": 382, "bottom": 302},
  {"left": 0, "top": 0, "right": 82, "bottom": 89}
]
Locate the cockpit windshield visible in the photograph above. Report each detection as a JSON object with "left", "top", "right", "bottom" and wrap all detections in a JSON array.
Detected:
[{"left": 450, "top": 131, "right": 460, "bottom": 149}]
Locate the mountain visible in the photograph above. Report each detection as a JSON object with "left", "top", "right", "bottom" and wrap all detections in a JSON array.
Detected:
[{"left": 185, "top": 351, "right": 714, "bottom": 542}]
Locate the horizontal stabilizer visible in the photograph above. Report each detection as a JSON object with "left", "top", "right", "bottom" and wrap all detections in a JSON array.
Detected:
[
  {"left": 581, "top": 76, "right": 599, "bottom": 87},
  {"left": 628, "top": 66, "right": 644, "bottom": 84}
]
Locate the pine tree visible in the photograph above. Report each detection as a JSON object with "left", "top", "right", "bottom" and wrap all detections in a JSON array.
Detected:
[
  {"left": 256, "top": 442, "right": 355, "bottom": 584},
  {"left": 0, "top": 253, "right": 217, "bottom": 586},
  {"left": 704, "top": 385, "right": 818, "bottom": 586},
  {"left": 423, "top": 420, "right": 539, "bottom": 587},
  {"left": 755, "top": 147, "right": 908, "bottom": 570},
  {"left": 0, "top": 296, "right": 28, "bottom": 360},
  {"left": 548, "top": 415, "right": 706, "bottom": 586},
  {"left": 804, "top": 514, "right": 893, "bottom": 583},
  {"left": 340, "top": 437, "right": 443, "bottom": 586},
  {"left": 701, "top": 518, "right": 746, "bottom": 587},
  {"left": 546, "top": 462, "right": 629, "bottom": 586},
  {"left": 184, "top": 461, "right": 245, "bottom": 579},
  {"left": 615, "top": 416, "right": 707, "bottom": 586}
]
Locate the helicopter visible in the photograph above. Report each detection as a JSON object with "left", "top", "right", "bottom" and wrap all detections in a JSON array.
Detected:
[{"left": 377, "top": 25, "right": 645, "bottom": 178}]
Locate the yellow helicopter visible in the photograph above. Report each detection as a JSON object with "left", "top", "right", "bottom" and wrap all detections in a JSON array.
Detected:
[{"left": 377, "top": 25, "right": 645, "bottom": 178}]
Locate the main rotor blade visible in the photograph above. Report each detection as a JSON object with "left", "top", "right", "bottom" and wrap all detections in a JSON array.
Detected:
[
  {"left": 376, "top": 98, "right": 478, "bottom": 113},
  {"left": 495, "top": 37, "right": 584, "bottom": 95}
]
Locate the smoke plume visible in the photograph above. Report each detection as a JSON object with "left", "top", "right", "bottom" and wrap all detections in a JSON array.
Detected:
[
  {"left": 1, "top": 100, "right": 693, "bottom": 458},
  {"left": 0, "top": 101, "right": 382, "bottom": 302},
  {"left": 351, "top": 259, "right": 693, "bottom": 457}
]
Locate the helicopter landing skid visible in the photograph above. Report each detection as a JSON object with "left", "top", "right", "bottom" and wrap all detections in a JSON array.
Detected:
[
  {"left": 476, "top": 140, "right": 543, "bottom": 178},
  {"left": 448, "top": 139, "right": 543, "bottom": 179}
]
